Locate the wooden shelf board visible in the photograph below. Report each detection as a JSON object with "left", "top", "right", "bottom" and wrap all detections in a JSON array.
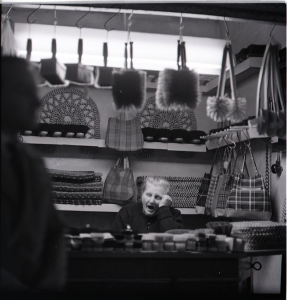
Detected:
[
  {"left": 55, "top": 204, "right": 197, "bottom": 215},
  {"left": 22, "top": 137, "right": 206, "bottom": 152}
]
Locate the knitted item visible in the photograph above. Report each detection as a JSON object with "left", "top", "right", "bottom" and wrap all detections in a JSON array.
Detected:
[{"left": 156, "top": 69, "right": 200, "bottom": 111}]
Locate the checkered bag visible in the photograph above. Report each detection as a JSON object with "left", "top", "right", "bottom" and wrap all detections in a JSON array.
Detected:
[
  {"left": 195, "top": 147, "right": 221, "bottom": 214},
  {"left": 103, "top": 157, "right": 136, "bottom": 205},
  {"left": 205, "top": 147, "right": 229, "bottom": 216},
  {"left": 105, "top": 113, "right": 144, "bottom": 152},
  {"left": 226, "top": 144, "right": 272, "bottom": 220}
]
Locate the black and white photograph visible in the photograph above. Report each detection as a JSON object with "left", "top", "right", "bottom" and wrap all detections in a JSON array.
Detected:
[{"left": 1, "top": 0, "right": 286, "bottom": 298}]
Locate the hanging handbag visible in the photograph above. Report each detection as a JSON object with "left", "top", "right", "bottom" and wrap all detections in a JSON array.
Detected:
[
  {"left": 103, "top": 157, "right": 136, "bottom": 205},
  {"left": 225, "top": 144, "right": 272, "bottom": 220},
  {"left": 195, "top": 147, "right": 221, "bottom": 214},
  {"left": 105, "top": 111, "right": 144, "bottom": 152},
  {"left": 205, "top": 147, "right": 230, "bottom": 216}
]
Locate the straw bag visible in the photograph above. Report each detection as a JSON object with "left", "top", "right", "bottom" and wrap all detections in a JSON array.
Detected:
[
  {"left": 195, "top": 147, "right": 221, "bottom": 214},
  {"left": 105, "top": 112, "right": 144, "bottom": 152},
  {"left": 103, "top": 157, "right": 136, "bottom": 205},
  {"left": 225, "top": 144, "right": 272, "bottom": 220}
]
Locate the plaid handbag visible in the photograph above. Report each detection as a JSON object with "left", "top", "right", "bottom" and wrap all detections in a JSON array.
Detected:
[
  {"left": 105, "top": 112, "right": 144, "bottom": 152},
  {"left": 103, "top": 157, "right": 136, "bottom": 205},
  {"left": 195, "top": 147, "right": 221, "bottom": 214},
  {"left": 226, "top": 144, "right": 272, "bottom": 220},
  {"left": 205, "top": 147, "right": 229, "bottom": 216}
]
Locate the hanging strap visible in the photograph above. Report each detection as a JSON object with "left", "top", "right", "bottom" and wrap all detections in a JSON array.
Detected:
[
  {"left": 124, "top": 42, "right": 128, "bottom": 69},
  {"left": 78, "top": 38, "right": 83, "bottom": 64},
  {"left": 216, "top": 44, "right": 228, "bottom": 99},
  {"left": 256, "top": 44, "right": 271, "bottom": 117},
  {"left": 177, "top": 40, "right": 181, "bottom": 70},
  {"left": 130, "top": 42, "right": 133, "bottom": 69},
  {"left": 241, "top": 144, "right": 259, "bottom": 176},
  {"left": 209, "top": 147, "right": 222, "bottom": 174},
  {"left": 226, "top": 43, "right": 237, "bottom": 100},
  {"left": 26, "top": 38, "right": 32, "bottom": 61},
  {"left": 103, "top": 42, "right": 108, "bottom": 67},
  {"left": 273, "top": 44, "right": 286, "bottom": 114},
  {"left": 124, "top": 157, "right": 130, "bottom": 169},
  {"left": 263, "top": 45, "right": 271, "bottom": 111},
  {"left": 181, "top": 41, "right": 187, "bottom": 70},
  {"left": 52, "top": 38, "right": 57, "bottom": 59}
]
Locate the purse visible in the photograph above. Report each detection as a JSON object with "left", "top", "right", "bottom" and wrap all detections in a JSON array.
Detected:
[
  {"left": 195, "top": 147, "right": 221, "bottom": 214},
  {"left": 225, "top": 144, "right": 272, "bottom": 220},
  {"left": 105, "top": 112, "right": 144, "bottom": 152},
  {"left": 103, "top": 157, "right": 136, "bottom": 205}
]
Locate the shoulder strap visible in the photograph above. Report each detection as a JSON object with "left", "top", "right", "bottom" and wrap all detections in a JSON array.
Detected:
[
  {"left": 217, "top": 44, "right": 228, "bottom": 99},
  {"left": 210, "top": 147, "right": 222, "bottom": 174},
  {"left": 226, "top": 43, "right": 237, "bottom": 100},
  {"left": 256, "top": 44, "right": 271, "bottom": 117}
]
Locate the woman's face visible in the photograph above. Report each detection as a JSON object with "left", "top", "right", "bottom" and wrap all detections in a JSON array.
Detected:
[{"left": 142, "top": 182, "right": 166, "bottom": 217}]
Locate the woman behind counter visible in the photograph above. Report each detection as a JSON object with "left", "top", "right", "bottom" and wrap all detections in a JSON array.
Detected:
[{"left": 111, "top": 177, "right": 184, "bottom": 233}]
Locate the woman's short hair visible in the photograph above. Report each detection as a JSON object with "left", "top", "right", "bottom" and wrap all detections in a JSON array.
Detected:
[{"left": 141, "top": 176, "right": 170, "bottom": 195}]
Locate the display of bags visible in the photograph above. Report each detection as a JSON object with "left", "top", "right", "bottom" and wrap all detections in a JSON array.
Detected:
[
  {"left": 225, "top": 144, "right": 272, "bottom": 220},
  {"left": 195, "top": 147, "right": 221, "bottom": 214},
  {"left": 103, "top": 157, "right": 136, "bottom": 205},
  {"left": 105, "top": 112, "right": 144, "bottom": 152},
  {"left": 255, "top": 43, "right": 286, "bottom": 137}
]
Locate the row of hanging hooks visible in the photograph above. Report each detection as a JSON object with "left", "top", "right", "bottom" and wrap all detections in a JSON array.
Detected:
[{"left": 214, "top": 129, "right": 251, "bottom": 149}]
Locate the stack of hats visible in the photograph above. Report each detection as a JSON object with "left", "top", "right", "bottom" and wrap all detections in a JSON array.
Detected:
[
  {"left": 47, "top": 169, "right": 103, "bottom": 205},
  {"left": 136, "top": 176, "right": 203, "bottom": 208}
]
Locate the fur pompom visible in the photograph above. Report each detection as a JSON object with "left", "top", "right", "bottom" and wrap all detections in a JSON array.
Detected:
[
  {"left": 112, "top": 69, "right": 147, "bottom": 111},
  {"left": 207, "top": 95, "right": 231, "bottom": 122},
  {"left": 227, "top": 97, "right": 247, "bottom": 123},
  {"left": 156, "top": 69, "right": 201, "bottom": 111}
]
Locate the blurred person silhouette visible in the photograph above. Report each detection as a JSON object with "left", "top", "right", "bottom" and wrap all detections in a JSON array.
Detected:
[{"left": 1, "top": 56, "right": 66, "bottom": 291}]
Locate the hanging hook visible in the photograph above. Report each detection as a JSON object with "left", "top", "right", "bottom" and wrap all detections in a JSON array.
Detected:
[
  {"left": 224, "top": 16, "right": 230, "bottom": 41},
  {"left": 4, "top": 4, "right": 13, "bottom": 21},
  {"left": 270, "top": 21, "right": 277, "bottom": 43},
  {"left": 179, "top": 13, "right": 184, "bottom": 43},
  {"left": 242, "top": 129, "right": 251, "bottom": 146},
  {"left": 104, "top": 8, "right": 121, "bottom": 32},
  {"left": 76, "top": 7, "right": 90, "bottom": 29},
  {"left": 127, "top": 11, "right": 133, "bottom": 43},
  {"left": 226, "top": 138, "right": 236, "bottom": 149},
  {"left": 27, "top": 5, "right": 41, "bottom": 24}
]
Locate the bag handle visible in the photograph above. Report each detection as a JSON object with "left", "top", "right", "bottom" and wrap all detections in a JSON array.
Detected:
[
  {"left": 124, "top": 42, "right": 128, "bottom": 69},
  {"left": 226, "top": 43, "right": 237, "bottom": 100},
  {"left": 273, "top": 44, "right": 286, "bottom": 114},
  {"left": 269, "top": 45, "right": 278, "bottom": 114},
  {"left": 256, "top": 44, "right": 271, "bottom": 117},
  {"left": 241, "top": 144, "right": 259, "bottom": 176},
  {"left": 115, "top": 157, "right": 122, "bottom": 167},
  {"left": 103, "top": 42, "right": 108, "bottom": 67},
  {"left": 263, "top": 45, "right": 271, "bottom": 112},
  {"left": 124, "top": 157, "right": 130, "bottom": 169},
  {"left": 217, "top": 44, "right": 228, "bottom": 99},
  {"left": 210, "top": 146, "right": 223, "bottom": 174},
  {"left": 78, "top": 38, "right": 83, "bottom": 64}
]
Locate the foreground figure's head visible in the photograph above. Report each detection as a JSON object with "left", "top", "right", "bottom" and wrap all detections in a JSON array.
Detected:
[
  {"left": 1, "top": 56, "right": 40, "bottom": 133},
  {"left": 141, "top": 176, "right": 171, "bottom": 217}
]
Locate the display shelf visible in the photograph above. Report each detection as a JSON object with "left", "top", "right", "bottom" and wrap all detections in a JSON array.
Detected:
[
  {"left": 22, "top": 136, "right": 206, "bottom": 152},
  {"left": 54, "top": 203, "right": 197, "bottom": 215},
  {"left": 202, "top": 126, "right": 278, "bottom": 150},
  {"left": 202, "top": 57, "right": 263, "bottom": 94}
]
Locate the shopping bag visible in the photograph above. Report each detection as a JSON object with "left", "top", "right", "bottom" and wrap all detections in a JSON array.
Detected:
[
  {"left": 105, "top": 112, "right": 144, "bottom": 152},
  {"left": 225, "top": 144, "right": 272, "bottom": 220},
  {"left": 103, "top": 157, "right": 136, "bottom": 205}
]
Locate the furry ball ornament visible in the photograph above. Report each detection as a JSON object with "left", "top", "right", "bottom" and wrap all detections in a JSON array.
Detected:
[
  {"left": 156, "top": 68, "right": 200, "bottom": 111},
  {"left": 207, "top": 95, "right": 231, "bottom": 122},
  {"left": 112, "top": 69, "right": 147, "bottom": 111}
]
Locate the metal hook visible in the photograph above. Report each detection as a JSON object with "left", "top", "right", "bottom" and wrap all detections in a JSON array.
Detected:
[
  {"left": 226, "top": 138, "right": 236, "bottom": 149},
  {"left": 27, "top": 5, "right": 41, "bottom": 24},
  {"left": 76, "top": 8, "right": 90, "bottom": 29},
  {"left": 104, "top": 8, "right": 121, "bottom": 32},
  {"left": 179, "top": 13, "right": 184, "bottom": 42},
  {"left": 224, "top": 16, "right": 229, "bottom": 39},
  {"left": 270, "top": 21, "right": 277, "bottom": 43},
  {"left": 242, "top": 129, "right": 251, "bottom": 146}
]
